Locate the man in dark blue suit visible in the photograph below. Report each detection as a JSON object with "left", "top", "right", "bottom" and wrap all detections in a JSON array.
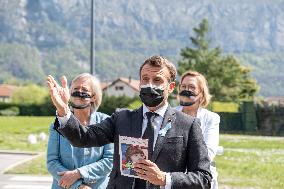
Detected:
[{"left": 47, "top": 55, "right": 212, "bottom": 189}]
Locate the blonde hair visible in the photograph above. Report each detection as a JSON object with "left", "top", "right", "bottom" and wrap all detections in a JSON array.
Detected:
[
  {"left": 71, "top": 73, "right": 102, "bottom": 112},
  {"left": 179, "top": 70, "right": 212, "bottom": 107}
]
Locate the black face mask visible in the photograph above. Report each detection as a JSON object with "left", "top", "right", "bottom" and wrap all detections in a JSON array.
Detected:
[
  {"left": 179, "top": 90, "right": 198, "bottom": 106},
  {"left": 139, "top": 85, "right": 165, "bottom": 107},
  {"left": 71, "top": 91, "right": 92, "bottom": 99},
  {"left": 70, "top": 91, "right": 93, "bottom": 109}
]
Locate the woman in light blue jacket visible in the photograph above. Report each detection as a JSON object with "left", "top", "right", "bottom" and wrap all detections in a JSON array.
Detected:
[
  {"left": 47, "top": 73, "right": 114, "bottom": 189},
  {"left": 175, "top": 70, "right": 220, "bottom": 189}
]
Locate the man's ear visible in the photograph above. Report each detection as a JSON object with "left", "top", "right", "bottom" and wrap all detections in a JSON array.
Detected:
[{"left": 168, "top": 81, "right": 176, "bottom": 93}]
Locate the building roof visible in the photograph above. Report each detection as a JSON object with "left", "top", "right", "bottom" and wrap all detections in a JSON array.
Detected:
[
  {"left": 102, "top": 77, "right": 140, "bottom": 92},
  {"left": 100, "top": 82, "right": 110, "bottom": 90},
  {"left": 0, "top": 84, "right": 18, "bottom": 97},
  {"left": 264, "top": 96, "right": 284, "bottom": 102}
]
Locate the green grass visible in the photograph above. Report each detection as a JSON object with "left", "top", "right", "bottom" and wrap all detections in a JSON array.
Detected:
[
  {"left": 220, "top": 134, "right": 284, "bottom": 149},
  {"left": 0, "top": 116, "right": 53, "bottom": 152},
  {"left": 216, "top": 134, "right": 284, "bottom": 189}
]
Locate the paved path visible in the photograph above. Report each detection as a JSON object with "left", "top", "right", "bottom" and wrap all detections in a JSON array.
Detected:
[
  {"left": 0, "top": 152, "right": 35, "bottom": 173},
  {"left": 0, "top": 174, "right": 52, "bottom": 189},
  {"left": 0, "top": 152, "right": 52, "bottom": 189}
]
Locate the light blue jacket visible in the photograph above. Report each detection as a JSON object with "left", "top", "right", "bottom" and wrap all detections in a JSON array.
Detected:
[{"left": 47, "top": 112, "right": 114, "bottom": 189}]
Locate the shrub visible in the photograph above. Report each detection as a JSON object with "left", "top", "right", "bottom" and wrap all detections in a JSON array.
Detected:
[
  {"left": 98, "top": 95, "right": 140, "bottom": 115},
  {"left": 0, "top": 106, "right": 20, "bottom": 116}
]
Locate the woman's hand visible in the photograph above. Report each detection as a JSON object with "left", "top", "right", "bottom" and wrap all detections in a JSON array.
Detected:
[
  {"left": 57, "top": 169, "right": 81, "bottom": 189},
  {"left": 46, "top": 75, "right": 70, "bottom": 116}
]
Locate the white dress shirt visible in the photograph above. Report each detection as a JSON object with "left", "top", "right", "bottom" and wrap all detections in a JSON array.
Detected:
[
  {"left": 141, "top": 103, "right": 167, "bottom": 149},
  {"left": 141, "top": 103, "right": 171, "bottom": 189}
]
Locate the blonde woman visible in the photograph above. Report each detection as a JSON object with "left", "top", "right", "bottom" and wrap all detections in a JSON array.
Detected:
[
  {"left": 176, "top": 70, "right": 220, "bottom": 189},
  {"left": 47, "top": 73, "right": 114, "bottom": 189}
]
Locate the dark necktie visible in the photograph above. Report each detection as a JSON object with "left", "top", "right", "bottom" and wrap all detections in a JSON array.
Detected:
[
  {"left": 143, "top": 111, "right": 156, "bottom": 160},
  {"left": 135, "top": 112, "right": 156, "bottom": 189}
]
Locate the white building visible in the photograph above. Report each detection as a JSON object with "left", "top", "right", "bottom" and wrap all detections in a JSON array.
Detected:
[
  {"left": 0, "top": 84, "right": 17, "bottom": 103},
  {"left": 102, "top": 77, "right": 139, "bottom": 97},
  {"left": 263, "top": 96, "right": 284, "bottom": 106}
]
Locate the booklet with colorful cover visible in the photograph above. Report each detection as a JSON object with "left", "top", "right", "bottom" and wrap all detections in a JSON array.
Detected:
[{"left": 119, "top": 135, "right": 148, "bottom": 178}]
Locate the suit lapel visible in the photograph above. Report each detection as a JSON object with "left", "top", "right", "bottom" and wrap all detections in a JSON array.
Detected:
[
  {"left": 151, "top": 107, "right": 176, "bottom": 162},
  {"left": 131, "top": 106, "right": 143, "bottom": 138}
]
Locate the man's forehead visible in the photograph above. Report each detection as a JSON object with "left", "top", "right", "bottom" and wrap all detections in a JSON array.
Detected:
[{"left": 141, "top": 64, "right": 169, "bottom": 77}]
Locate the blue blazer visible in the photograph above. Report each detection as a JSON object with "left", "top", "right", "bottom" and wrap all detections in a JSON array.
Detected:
[{"left": 47, "top": 112, "right": 114, "bottom": 189}]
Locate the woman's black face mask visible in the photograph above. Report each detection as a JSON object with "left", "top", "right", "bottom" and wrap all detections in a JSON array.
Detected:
[
  {"left": 71, "top": 91, "right": 92, "bottom": 99},
  {"left": 69, "top": 91, "right": 93, "bottom": 109},
  {"left": 179, "top": 90, "right": 198, "bottom": 106}
]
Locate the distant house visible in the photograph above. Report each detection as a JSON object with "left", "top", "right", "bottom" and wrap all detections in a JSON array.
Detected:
[
  {"left": 264, "top": 96, "right": 284, "bottom": 105},
  {"left": 102, "top": 77, "right": 140, "bottom": 97},
  {"left": 0, "top": 84, "right": 18, "bottom": 103}
]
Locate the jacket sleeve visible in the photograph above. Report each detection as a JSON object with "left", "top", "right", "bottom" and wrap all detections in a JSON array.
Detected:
[
  {"left": 171, "top": 119, "right": 212, "bottom": 189},
  {"left": 77, "top": 143, "right": 114, "bottom": 183},
  {"left": 55, "top": 112, "right": 117, "bottom": 148},
  {"left": 46, "top": 124, "right": 83, "bottom": 189}
]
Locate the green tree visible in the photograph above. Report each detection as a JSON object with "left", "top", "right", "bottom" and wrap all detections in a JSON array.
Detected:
[
  {"left": 11, "top": 84, "right": 49, "bottom": 105},
  {"left": 178, "top": 19, "right": 259, "bottom": 102},
  {"left": 98, "top": 95, "right": 139, "bottom": 115}
]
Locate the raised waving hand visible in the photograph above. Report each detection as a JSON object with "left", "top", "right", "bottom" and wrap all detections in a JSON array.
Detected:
[{"left": 46, "top": 75, "right": 70, "bottom": 116}]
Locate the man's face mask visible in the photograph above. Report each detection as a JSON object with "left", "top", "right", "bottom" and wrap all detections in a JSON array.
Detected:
[
  {"left": 69, "top": 91, "right": 93, "bottom": 109},
  {"left": 179, "top": 90, "right": 199, "bottom": 106},
  {"left": 139, "top": 83, "right": 166, "bottom": 107}
]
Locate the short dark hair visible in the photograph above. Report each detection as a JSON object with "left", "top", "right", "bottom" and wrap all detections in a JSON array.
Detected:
[
  {"left": 125, "top": 145, "right": 145, "bottom": 162},
  {"left": 139, "top": 55, "right": 177, "bottom": 82}
]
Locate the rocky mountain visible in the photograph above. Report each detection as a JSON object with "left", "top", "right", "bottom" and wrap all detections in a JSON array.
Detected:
[{"left": 1, "top": 0, "right": 284, "bottom": 96}]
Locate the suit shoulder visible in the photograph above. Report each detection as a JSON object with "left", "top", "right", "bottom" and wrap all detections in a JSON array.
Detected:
[
  {"left": 174, "top": 108, "right": 195, "bottom": 120},
  {"left": 173, "top": 108, "right": 197, "bottom": 125}
]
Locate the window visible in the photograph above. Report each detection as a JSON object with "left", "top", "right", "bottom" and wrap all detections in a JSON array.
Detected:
[{"left": 115, "top": 86, "right": 124, "bottom": 90}]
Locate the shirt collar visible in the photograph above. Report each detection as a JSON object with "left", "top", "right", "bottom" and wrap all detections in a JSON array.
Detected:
[{"left": 142, "top": 102, "right": 168, "bottom": 118}]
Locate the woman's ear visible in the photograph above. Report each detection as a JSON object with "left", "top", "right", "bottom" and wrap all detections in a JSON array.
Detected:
[
  {"left": 90, "top": 95, "right": 96, "bottom": 103},
  {"left": 198, "top": 92, "right": 204, "bottom": 104}
]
